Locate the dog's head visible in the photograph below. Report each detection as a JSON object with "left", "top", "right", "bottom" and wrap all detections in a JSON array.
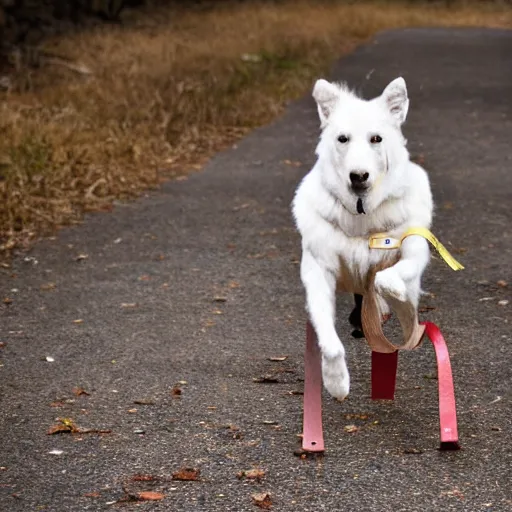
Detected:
[{"left": 313, "top": 77, "right": 410, "bottom": 215}]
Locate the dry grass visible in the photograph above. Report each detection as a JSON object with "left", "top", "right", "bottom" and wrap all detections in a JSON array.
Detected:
[{"left": 0, "top": 0, "right": 510, "bottom": 253}]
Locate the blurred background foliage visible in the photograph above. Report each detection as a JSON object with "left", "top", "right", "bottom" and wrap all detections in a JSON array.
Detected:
[{"left": 0, "top": 0, "right": 510, "bottom": 255}]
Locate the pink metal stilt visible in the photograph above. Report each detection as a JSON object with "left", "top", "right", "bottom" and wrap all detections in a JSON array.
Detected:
[
  {"left": 302, "top": 322, "right": 325, "bottom": 452},
  {"left": 422, "top": 321, "right": 460, "bottom": 450},
  {"left": 301, "top": 321, "right": 459, "bottom": 451},
  {"left": 371, "top": 351, "right": 398, "bottom": 400}
]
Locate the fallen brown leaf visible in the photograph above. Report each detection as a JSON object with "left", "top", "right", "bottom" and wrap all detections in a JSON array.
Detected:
[
  {"left": 497, "top": 280, "right": 508, "bottom": 288},
  {"left": 237, "top": 469, "right": 265, "bottom": 481},
  {"left": 73, "top": 387, "right": 90, "bottom": 396},
  {"left": 171, "top": 386, "right": 182, "bottom": 397},
  {"left": 172, "top": 468, "right": 200, "bottom": 481},
  {"left": 48, "top": 418, "right": 78, "bottom": 435},
  {"left": 252, "top": 492, "right": 272, "bottom": 509},
  {"left": 268, "top": 356, "right": 288, "bottom": 362},
  {"left": 344, "top": 424, "right": 359, "bottom": 433},
  {"left": 137, "top": 491, "right": 165, "bottom": 501},
  {"left": 40, "top": 282, "right": 56, "bottom": 291},
  {"left": 48, "top": 424, "right": 75, "bottom": 435},
  {"left": 418, "top": 306, "right": 437, "bottom": 313},
  {"left": 228, "top": 281, "right": 240, "bottom": 289},
  {"left": 50, "top": 401, "right": 66, "bottom": 408},
  {"left": 3, "top": 297, "right": 13, "bottom": 304},
  {"left": 47, "top": 417, "right": 110, "bottom": 435},
  {"left": 83, "top": 492, "right": 100, "bottom": 498}
]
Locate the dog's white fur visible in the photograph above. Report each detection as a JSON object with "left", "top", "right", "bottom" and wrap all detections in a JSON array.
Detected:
[{"left": 292, "top": 77, "right": 433, "bottom": 400}]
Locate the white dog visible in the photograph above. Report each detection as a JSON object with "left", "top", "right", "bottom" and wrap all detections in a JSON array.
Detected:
[{"left": 292, "top": 77, "right": 433, "bottom": 400}]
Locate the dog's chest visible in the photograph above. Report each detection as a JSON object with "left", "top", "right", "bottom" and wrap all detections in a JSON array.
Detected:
[{"left": 335, "top": 235, "right": 400, "bottom": 294}]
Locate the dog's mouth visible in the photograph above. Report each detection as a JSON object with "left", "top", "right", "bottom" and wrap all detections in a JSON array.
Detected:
[{"left": 356, "top": 198, "right": 366, "bottom": 215}]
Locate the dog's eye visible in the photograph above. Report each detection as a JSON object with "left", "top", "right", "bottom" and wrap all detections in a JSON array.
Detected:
[
  {"left": 338, "top": 135, "right": 349, "bottom": 144},
  {"left": 370, "top": 135, "right": 382, "bottom": 144}
]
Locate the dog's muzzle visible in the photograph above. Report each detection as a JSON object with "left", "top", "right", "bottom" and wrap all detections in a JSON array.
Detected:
[
  {"left": 349, "top": 171, "right": 370, "bottom": 194},
  {"left": 350, "top": 171, "right": 369, "bottom": 214}
]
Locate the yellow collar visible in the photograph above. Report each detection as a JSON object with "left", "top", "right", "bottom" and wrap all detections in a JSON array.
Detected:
[{"left": 369, "top": 227, "right": 464, "bottom": 271}]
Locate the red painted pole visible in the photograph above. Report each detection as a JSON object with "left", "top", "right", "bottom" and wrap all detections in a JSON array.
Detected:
[
  {"left": 302, "top": 322, "right": 325, "bottom": 452},
  {"left": 422, "top": 321, "right": 460, "bottom": 450},
  {"left": 301, "top": 321, "right": 459, "bottom": 452},
  {"left": 371, "top": 351, "right": 399, "bottom": 400}
]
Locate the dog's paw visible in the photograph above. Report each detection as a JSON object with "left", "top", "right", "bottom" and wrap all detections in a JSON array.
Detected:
[
  {"left": 375, "top": 268, "right": 407, "bottom": 302},
  {"left": 322, "top": 352, "right": 350, "bottom": 400}
]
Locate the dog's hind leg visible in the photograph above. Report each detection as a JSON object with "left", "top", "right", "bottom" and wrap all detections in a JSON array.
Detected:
[{"left": 349, "top": 294, "right": 365, "bottom": 339}]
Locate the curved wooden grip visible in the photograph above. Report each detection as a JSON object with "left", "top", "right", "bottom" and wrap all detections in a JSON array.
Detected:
[{"left": 362, "top": 265, "right": 425, "bottom": 353}]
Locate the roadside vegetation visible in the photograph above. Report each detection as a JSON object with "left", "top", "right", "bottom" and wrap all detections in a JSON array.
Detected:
[{"left": 1, "top": 0, "right": 510, "bottom": 254}]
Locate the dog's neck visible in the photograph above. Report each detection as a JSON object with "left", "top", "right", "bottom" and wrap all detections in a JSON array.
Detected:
[{"left": 322, "top": 182, "right": 408, "bottom": 238}]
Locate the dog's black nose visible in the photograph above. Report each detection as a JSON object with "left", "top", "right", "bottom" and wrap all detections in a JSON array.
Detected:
[{"left": 349, "top": 171, "right": 369, "bottom": 185}]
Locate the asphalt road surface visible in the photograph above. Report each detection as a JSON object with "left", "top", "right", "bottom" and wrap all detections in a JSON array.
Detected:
[{"left": 1, "top": 28, "right": 511, "bottom": 512}]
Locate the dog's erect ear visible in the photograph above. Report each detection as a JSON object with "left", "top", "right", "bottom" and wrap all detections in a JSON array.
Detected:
[
  {"left": 381, "top": 77, "right": 409, "bottom": 125},
  {"left": 313, "top": 79, "right": 340, "bottom": 127}
]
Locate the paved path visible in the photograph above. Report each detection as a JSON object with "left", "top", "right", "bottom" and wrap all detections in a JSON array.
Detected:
[{"left": 1, "top": 28, "right": 511, "bottom": 512}]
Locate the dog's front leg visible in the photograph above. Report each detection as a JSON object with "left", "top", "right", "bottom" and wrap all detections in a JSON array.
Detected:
[
  {"left": 375, "top": 235, "right": 430, "bottom": 305},
  {"left": 301, "top": 249, "right": 349, "bottom": 400}
]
